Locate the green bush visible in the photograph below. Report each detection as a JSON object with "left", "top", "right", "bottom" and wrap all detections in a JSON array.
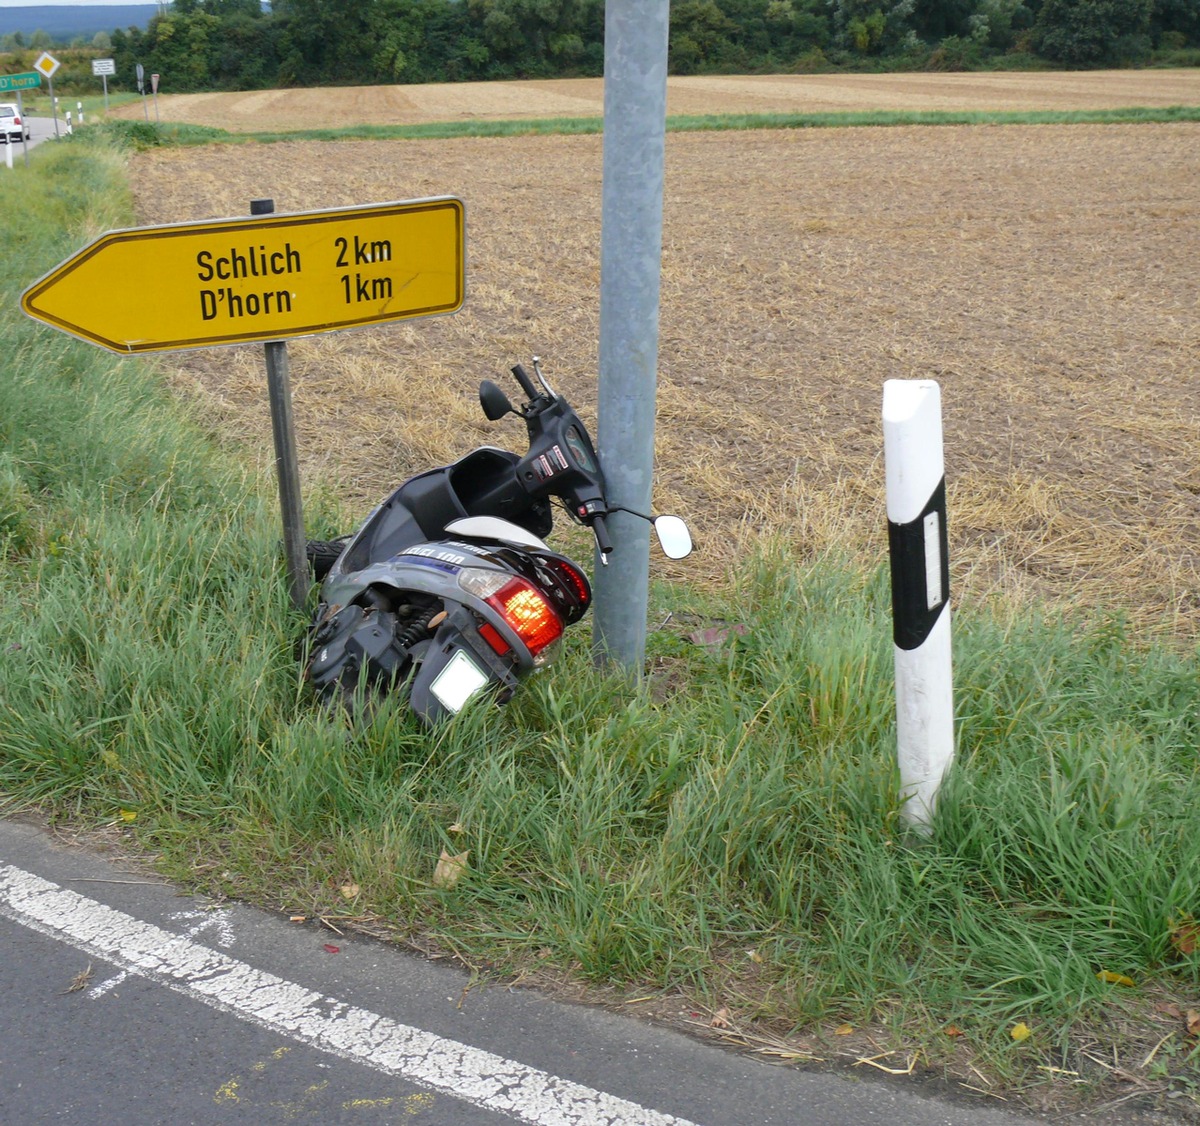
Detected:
[
  {"left": 78, "top": 118, "right": 231, "bottom": 151},
  {"left": 1034, "top": 0, "right": 1154, "bottom": 65},
  {"left": 927, "top": 34, "right": 986, "bottom": 68}
]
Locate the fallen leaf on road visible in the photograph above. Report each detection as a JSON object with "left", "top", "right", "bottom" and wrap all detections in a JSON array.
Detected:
[{"left": 323, "top": 944, "right": 340, "bottom": 954}]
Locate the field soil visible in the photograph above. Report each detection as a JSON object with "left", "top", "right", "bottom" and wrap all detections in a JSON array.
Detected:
[
  {"left": 125, "top": 76, "right": 1200, "bottom": 633},
  {"left": 109, "top": 69, "right": 1200, "bottom": 131}
]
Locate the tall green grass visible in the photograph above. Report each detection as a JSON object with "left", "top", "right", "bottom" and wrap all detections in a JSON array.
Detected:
[
  {"left": 0, "top": 136, "right": 305, "bottom": 819},
  {"left": 82, "top": 103, "right": 1200, "bottom": 150},
  {"left": 2, "top": 134, "right": 1198, "bottom": 1104}
]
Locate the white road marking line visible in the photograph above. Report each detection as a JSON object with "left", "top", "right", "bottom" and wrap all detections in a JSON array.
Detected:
[
  {"left": 86, "top": 967, "right": 127, "bottom": 998},
  {"left": 167, "top": 906, "right": 238, "bottom": 949},
  {"left": 0, "top": 864, "right": 700, "bottom": 1126},
  {"left": 90, "top": 905, "right": 236, "bottom": 998}
]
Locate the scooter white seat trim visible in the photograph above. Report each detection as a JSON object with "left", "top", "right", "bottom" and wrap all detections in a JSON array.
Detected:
[{"left": 444, "top": 516, "right": 551, "bottom": 551}]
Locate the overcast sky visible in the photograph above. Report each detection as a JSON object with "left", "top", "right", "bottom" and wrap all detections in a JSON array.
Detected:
[{"left": 0, "top": 3, "right": 155, "bottom": 8}]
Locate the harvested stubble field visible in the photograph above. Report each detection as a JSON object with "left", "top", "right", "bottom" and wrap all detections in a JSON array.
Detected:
[
  {"left": 126, "top": 74, "right": 1200, "bottom": 634},
  {"left": 113, "top": 68, "right": 1200, "bottom": 130}
]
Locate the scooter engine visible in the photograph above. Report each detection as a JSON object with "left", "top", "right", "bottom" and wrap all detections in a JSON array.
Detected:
[{"left": 307, "top": 603, "right": 412, "bottom": 702}]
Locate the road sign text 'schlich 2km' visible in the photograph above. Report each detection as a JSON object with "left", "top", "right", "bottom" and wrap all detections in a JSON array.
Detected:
[{"left": 21, "top": 198, "right": 466, "bottom": 354}]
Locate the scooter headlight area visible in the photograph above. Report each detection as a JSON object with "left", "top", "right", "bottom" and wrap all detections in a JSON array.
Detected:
[{"left": 458, "top": 567, "right": 565, "bottom": 663}]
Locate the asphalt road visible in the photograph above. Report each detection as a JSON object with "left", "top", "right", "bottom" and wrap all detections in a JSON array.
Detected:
[
  {"left": 4, "top": 110, "right": 82, "bottom": 160},
  {"left": 0, "top": 816, "right": 1052, "bottom": 1126}
]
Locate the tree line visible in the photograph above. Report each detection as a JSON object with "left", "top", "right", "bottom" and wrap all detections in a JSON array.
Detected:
[{"left": 25, "top": 0, "right": 1200, "bottom": 95}]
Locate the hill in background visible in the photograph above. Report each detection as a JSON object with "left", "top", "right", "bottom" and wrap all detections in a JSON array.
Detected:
[{"left": 0, "top": 6, "right": 157, "bottom": 41}]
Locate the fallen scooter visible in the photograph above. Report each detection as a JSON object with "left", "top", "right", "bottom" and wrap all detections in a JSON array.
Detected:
[{"left": 305, "top": 357, "right": 692, "bottom": 724}]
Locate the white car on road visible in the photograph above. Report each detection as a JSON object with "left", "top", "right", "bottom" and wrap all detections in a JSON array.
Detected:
[{"left": 1, "top": 102, "right": 31, "bottom": 143}]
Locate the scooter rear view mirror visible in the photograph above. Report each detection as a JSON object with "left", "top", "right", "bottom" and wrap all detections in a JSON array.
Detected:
[
  {"left": 479, "top": 380, "right": 515, "bottom": 421},
  {"left": 654, "top": 515, "right": 693, "bottom": 560}
]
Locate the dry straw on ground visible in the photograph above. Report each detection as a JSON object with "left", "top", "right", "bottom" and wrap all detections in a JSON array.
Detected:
[
  {"left": 112, "top": 69, "right": 1200, "bottom": 130},
  {"left": 126, "top": 74, "right": 1200, "bottom": 635}
]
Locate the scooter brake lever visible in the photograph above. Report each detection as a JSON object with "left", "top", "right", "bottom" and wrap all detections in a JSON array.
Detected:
[{"left": 530, "top": 356, "right": 556, "bottom": 398}]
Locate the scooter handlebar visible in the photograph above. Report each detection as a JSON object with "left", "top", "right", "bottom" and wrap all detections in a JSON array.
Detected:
[
  {"left": 511, "top": 363, "right": 541, "bottom": 403},
  {"left": 591, "top": 513, "right": 613, "bottom": 561}
]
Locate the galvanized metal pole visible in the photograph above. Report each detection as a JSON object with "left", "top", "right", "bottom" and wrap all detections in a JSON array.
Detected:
[
  {"left": 592, "top": 0, "right": 670, "bottom": 674},
  {"left": 48, "top": 77, "right": 60, "bottom": 138},
  {"left": 16, "top": 91, "right": 28, "bottom": 168},
  {"left": 251, "top": 198, "right": 308, "bottom": 610}
]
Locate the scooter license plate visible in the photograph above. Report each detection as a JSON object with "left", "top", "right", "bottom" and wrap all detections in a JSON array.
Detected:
[{"left": 430, "top": 649, "right": 491, "bottom": 714}]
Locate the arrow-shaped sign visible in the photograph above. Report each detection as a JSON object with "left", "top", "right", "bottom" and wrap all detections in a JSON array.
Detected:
[{"left": 21, "top": 198, "right": 466, "bottom": 354}]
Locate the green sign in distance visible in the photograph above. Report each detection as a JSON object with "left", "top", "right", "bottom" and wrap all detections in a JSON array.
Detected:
[{"left": 0, "top": 72, "right": 42, "bottom": 93}]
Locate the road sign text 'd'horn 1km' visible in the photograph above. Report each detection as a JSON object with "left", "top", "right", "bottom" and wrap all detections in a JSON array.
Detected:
[{"left": 21, "top": 198, "right": 466, "bottom": 354}]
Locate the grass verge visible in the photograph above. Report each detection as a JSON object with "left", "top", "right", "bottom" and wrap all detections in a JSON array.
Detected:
[
  {"left": 2, "top": 132, "right": 1198, "bottom": 1116},
  {"left": 84, "top": 103, "right": 1200, "bottom": 148}
]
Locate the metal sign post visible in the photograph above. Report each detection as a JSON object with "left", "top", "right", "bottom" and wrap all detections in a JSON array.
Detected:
[
  {"left": 251, "top": 198, "right": 308, "bottom": 609},
  {"left": 15, "top": 91, "right": 28, "bottom": 167},
  {"left": 592, "top": 0, "right": 671, "bottom": 674}
]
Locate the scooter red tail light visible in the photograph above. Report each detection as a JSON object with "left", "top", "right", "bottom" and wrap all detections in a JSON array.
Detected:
[
  {"left": 542, "top": 557, "right": 591, "bottom": 622},
  {"left": 490, "top": 579, "right": 563, "bottom": 656},
  {"left": 458, "top": 568, "right": 564, "bottom": 658}
]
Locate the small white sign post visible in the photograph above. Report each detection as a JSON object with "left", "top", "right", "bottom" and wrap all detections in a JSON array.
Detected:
[
  {"left": 93, "top": 58, "right": 115, "bottom": 113},
  {"left": 883, "top": 380, "right": 954, "bottom": 832}
]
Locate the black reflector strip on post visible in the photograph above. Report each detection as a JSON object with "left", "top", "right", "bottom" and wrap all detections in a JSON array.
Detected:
[{"left": 887, "top": 477, "right": 949, "bottom": 651}]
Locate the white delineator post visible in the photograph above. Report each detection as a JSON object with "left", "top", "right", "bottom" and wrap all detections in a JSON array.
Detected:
[{"left": 883, "top": 380, "right": 954, "bottom": 831}]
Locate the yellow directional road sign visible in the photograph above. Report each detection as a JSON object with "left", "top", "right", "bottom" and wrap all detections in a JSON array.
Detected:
[{"left": 21, "top": 198, "right": 465, "bottom": 354}]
